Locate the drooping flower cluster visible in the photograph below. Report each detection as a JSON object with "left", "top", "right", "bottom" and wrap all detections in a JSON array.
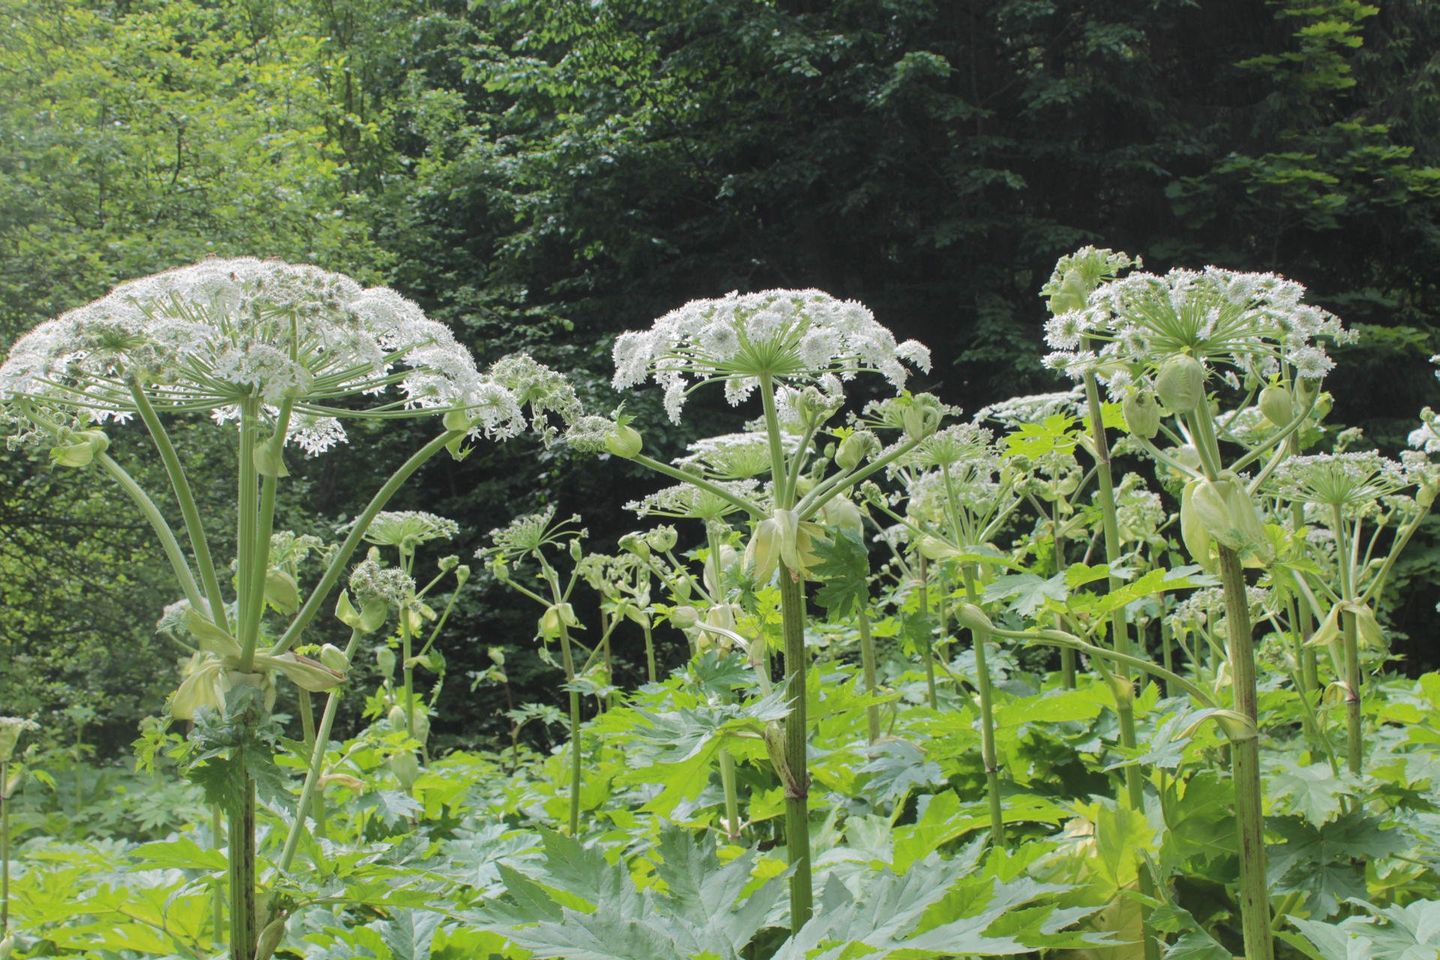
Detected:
[
  {"left": 0, "top": 257, "right": 535, "bottom": 452},
  {"left": 625, "top": 479, "right": 762, "bottom": 521},
  {"left": 612, "top": 289, "right": 931, "bottom": 422},
  {"left": 0, "top": 716, "right": 40, "bottom": 763},
  {"left": 1267, "top": 452, "right": 1419, "bottom": 513},
  {"left": 1042, "top": 255, "right": 1353, "bottom": 396},
  {"left": 674, "top": 431, "right": 801, "bottom": 480},
  {"left": 973, "top": 388, "right": 1085, "bottom": 427},
  {"left": 361, "top": 511, "right": 460, "bottom": 551},
  {"left": 484, "top": 506, "right": 585, "bottom": 560}
]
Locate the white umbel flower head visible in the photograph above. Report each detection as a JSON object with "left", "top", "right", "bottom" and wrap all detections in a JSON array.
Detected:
[
  {"left": 611, "top": 289, "right": 931, "bottom": 423},
  {"left": 1040, "top": 249, "right": 1353, "bottom": 399},
  {"left": 0, "top": 257, "right": 539, "bottom": 452}
]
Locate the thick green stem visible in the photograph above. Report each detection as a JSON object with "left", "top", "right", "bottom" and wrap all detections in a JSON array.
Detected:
[
  {"left": 130, "top": 382, "right": 229, "bottom": 629},
  {"left": 278, "top": 631, "right": 361, "bottom": 871},
  {"left": 210, "top": 805, "right": 225, "bottom": 942},
  {"left": 778, "top": 571, "right": 812, "bottom": 931},
  {"left": 1341, "top": 608, "right": 1362, "bottom": 776},
  {"left": 1331, "top": 506, "right": 1363, "bottom": 777},
  {"left": 961, "top": 567, "right": 1005, "bottom": 850},
  {"left": 227, "top": 777, "right": 256, "bottom": 960},
  {"left": 1084, "top": 368, "right": 1159, "bottom": 960},
  {"left": 236, "top": 403, "right": 260, "bottom": 665},
  {"left": 918, "top": 555, "right": 938, "bottom": 709},
  {"left": 558, "top": 625, "right": 583, "bottom": 836},
  {"left": 858, "top": 607, "right": 881, "bottom": 743},
  {"left": 1053, "top": 502, "right": 1076, "bottom": 689},
  {"left": 642, "top": 621, "right": 657, "bottom": 685},
  {"left": 1218, "top": 547, "right": 1275, "bottom": 960},
  {"left": 718, "top": 749, "right": 741, "bottom": 840},
  {"left": 238, "top": 402, "right": 291, "bottom": 670},
  {"left": 2, "top": 761, "right": 9, "bottom": 936}
]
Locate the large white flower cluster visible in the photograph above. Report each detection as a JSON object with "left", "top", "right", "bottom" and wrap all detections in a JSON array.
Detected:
[
  {"left": 1042, "top": 263, "right": 1353, "bottom": 396},
  {"left": 0, "top": 258, "right": 529, "bottom": 452},
  {"left": 612, "top": 289, "right": 931, "bottom": 422},
  {"left": 1268, "top": 451, "right": 1423, "bottom": 510}
]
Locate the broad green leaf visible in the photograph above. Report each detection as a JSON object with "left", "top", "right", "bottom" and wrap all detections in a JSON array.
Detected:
[{"left": 379, "top": 909, "right": 442, "bottom": 960}]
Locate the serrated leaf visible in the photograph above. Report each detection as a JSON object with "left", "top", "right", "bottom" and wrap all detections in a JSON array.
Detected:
[
  {"left": 1268, "top": 813, "right": 1408, "bottom": 918},
  {"left": 857, "top": 739, "right": 945, "bottom": 809},
  {"left": 984, "top": 572, "right": 1068, "bottom": 617},
  {"left": 811, "top": 527, "right": 870, "bottom": 619},
  {"left": 1268, "top": 759, "right": 1353, "bottom": 826},
  {"left": 379, "top": 908, "right": 442, "bottom": 960}
]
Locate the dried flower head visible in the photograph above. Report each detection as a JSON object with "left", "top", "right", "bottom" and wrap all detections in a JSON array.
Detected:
[{"left": 612, "top": 289, "right": 931, "bottom": 422}]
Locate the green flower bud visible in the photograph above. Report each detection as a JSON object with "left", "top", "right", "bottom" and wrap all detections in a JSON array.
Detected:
[
  {"left": 1179, "top": 478, "right": 1215, "bottom": 571},
  {"left": 901, "top": 395, "right": 944, "bottom": 441},
  {"left": 1122, "top": 389, "right": 1162, "bottom": 440},
  {"left": 745, "top": 517, "right": 783, "bottom": 583},
  {"left": 1353, "top": 603, "right": 1385, "bottom": 651},
  {"left": 604, "top": 422, "right": 643, "bottom": 459},
  {"left": 443, "top": 408, "right": 472, "bottom": 433},
  {"left": 1259, "top": 384, "right": 1294, "bottom": 426},
  {"left": 645, "top": 525, "right": 678, "bottom": 553},
  {"left": 388, "top": 750, "right": 420, "bottom": 788},
  {"left": 454, "top": 563, "right": 471, "bottom": 586},
  {"left": 254, "top": 914, "right": 287, "bottom": 960},
  {"left": 954, "top": 603, "right": 993, "bottom": 634},
  {"left": 538, "top": 602, "right": 579, "bottom": 639},
  {"left": 318, "top": 644, "right": 349, "bottom": 672},
  {"left": 670, "top": 605, "right": 700, "bottom": 629},
  {"left": 618, "top": 532, "right": 650, "bottom": 559},
  {"left": 376, "top": 646, "right": 397, "bottom": 677},
  {"left": 835, "top": 430, "right": 880, "bottom": 472},
  {"left": 821, "top": 495, "right": 864, "bottom": 540},
  {"left": 264, "top": 568, "right": 301, "bottom": 615},
  {"left": 917, "top": 535, "right": 959, "bottom": 562},
  {"left": 1155, "top": 354, "right": 1206, "bottom": 414},
  {"left": 253, "top": 441, "right": 290, "bottom": 478},
  {"left": 49, "top": 430, "right": 107, "bottom": 468}
]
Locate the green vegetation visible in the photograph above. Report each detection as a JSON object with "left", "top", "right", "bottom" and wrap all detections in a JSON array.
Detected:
[{"left": 3, "top": 2, "right": 1440, "bottom": 958}]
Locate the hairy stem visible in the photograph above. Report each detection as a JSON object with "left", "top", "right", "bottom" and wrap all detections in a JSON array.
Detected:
[{"left": 1218, "top": 547, "right": 1275, "bottom": 960}]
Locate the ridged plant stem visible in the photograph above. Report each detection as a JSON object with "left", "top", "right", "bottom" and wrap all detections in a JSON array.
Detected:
[
  {"left": 858, "top": 607, "right": 881, "bottom": 743},
  {"left": 1218, "top": 547, "right": 1275, "bottom": 960},
  {"left": 1083, "top": 368, "right": 1160, "bottom": 960},
  {"left": 779, "top": 572, "right": 812, "bottom": 930},
  {"left": 961, "top": 566, "right": 1005, "bottom": 849}
]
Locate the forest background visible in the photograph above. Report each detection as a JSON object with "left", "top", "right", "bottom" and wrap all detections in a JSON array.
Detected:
[{"left": 4, "top": 0, "right": 1439, "bottom": 755}]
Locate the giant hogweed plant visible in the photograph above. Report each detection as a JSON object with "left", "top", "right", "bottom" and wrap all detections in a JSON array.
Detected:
[
  {"left": 576, "top": 289, "right": 937, "bottom": 931},
  {"left": 0, "top": 259, "right": 578, "bottom": 960},
  {"left": 1041, "top": 248, "right": 1363, "bottom": 960}
]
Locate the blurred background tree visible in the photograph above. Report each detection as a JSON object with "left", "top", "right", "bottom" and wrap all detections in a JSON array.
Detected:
[{"left": 4, "top": 0, "right": 1438, "bottom": 751}]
